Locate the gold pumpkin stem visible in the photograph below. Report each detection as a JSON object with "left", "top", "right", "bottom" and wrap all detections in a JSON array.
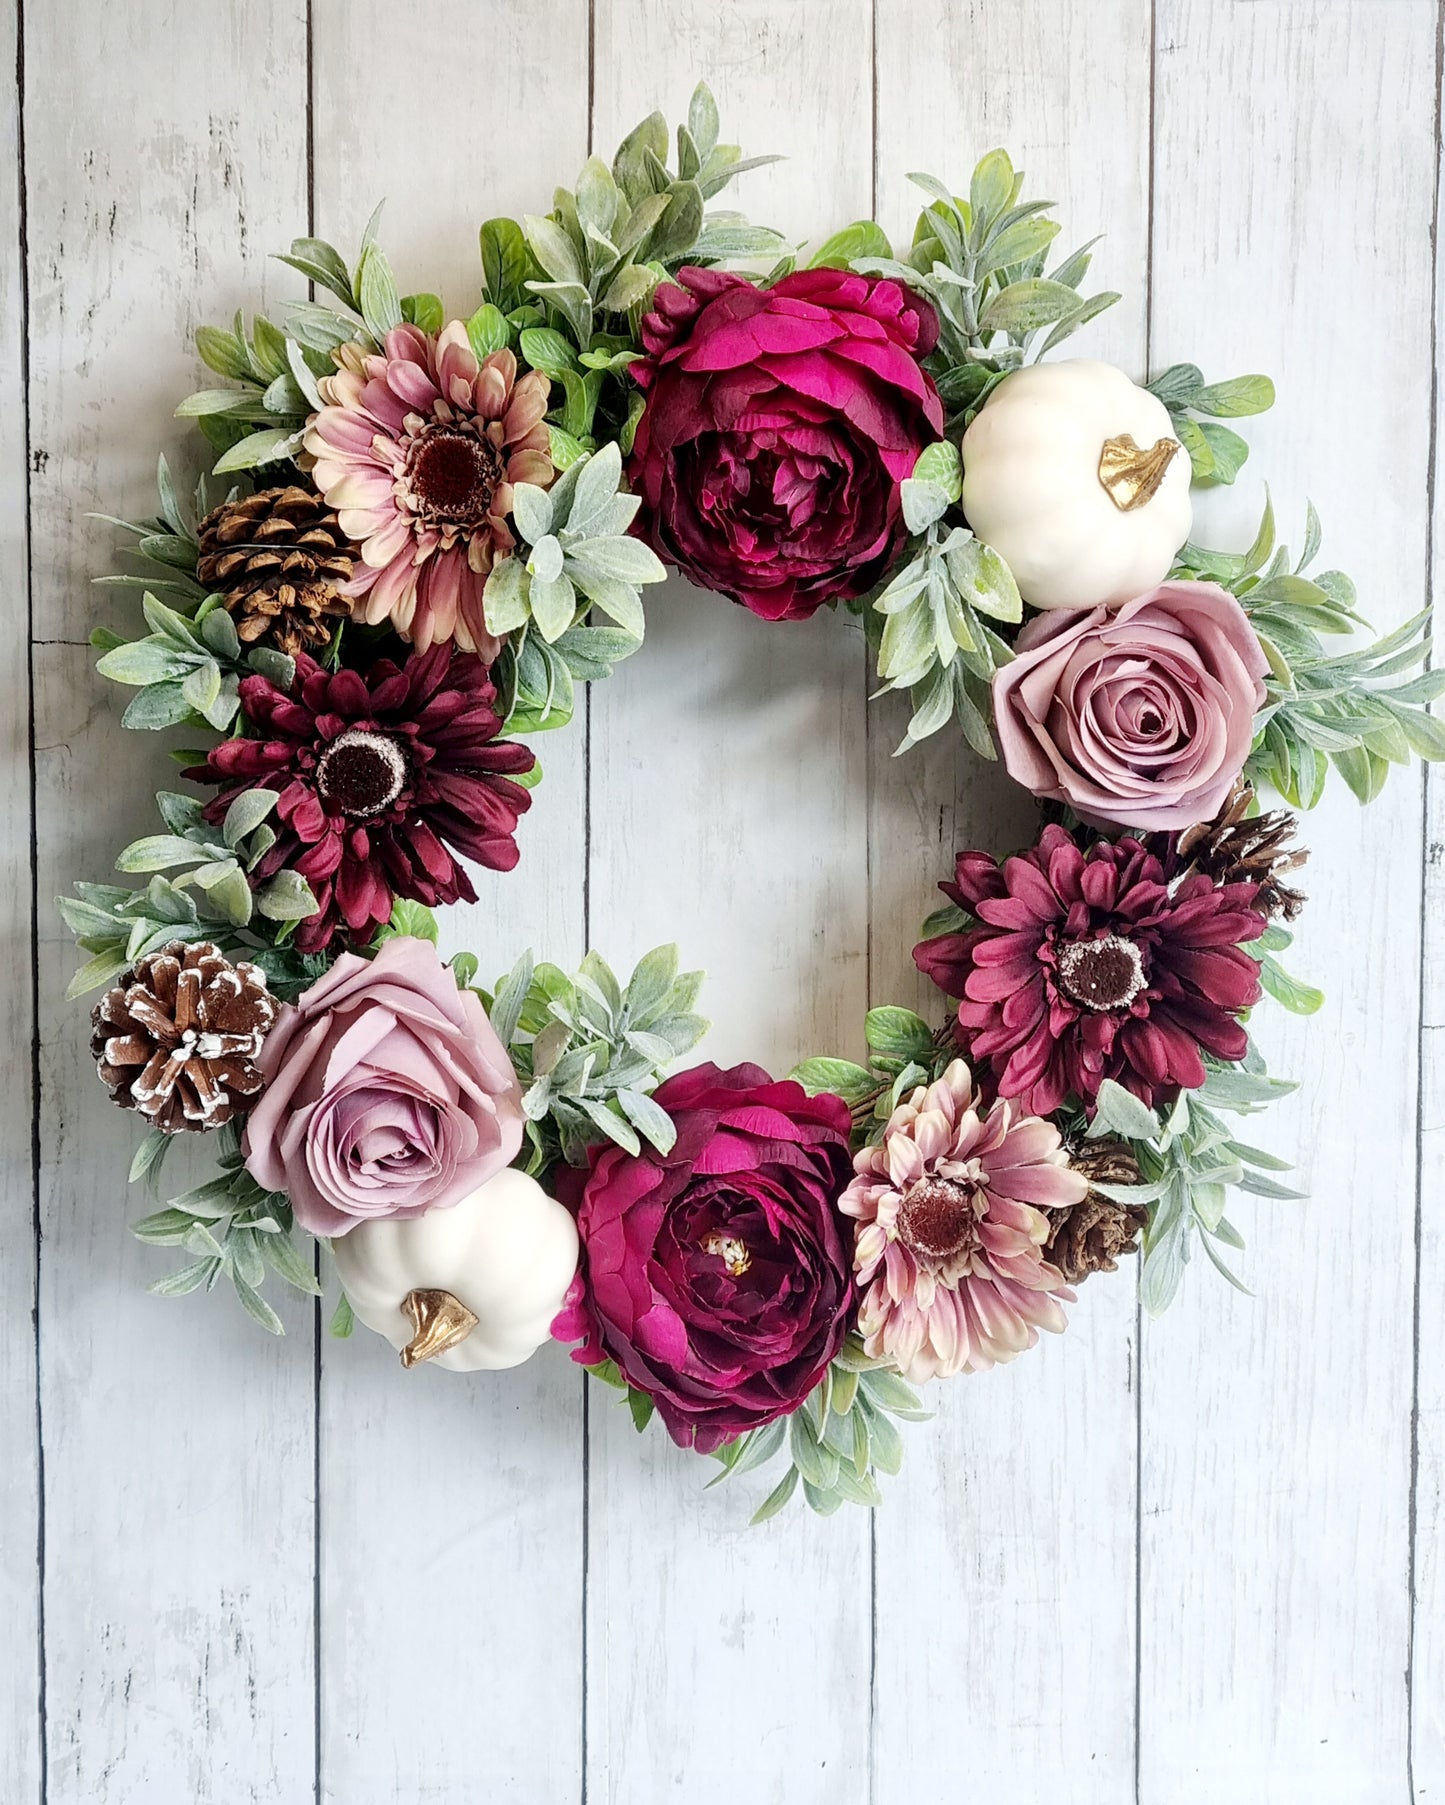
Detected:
[
  {"left": 400, "top": 1288, "right": 479, "bottom": 1368},
  {"left": 1097, "top": 433, "right": 1181, "bottom": 511}
]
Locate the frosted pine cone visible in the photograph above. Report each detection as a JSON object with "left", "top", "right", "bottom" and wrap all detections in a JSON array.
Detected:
[{"left": 90, "top": 941, "right": 276, "bottom": 1134}]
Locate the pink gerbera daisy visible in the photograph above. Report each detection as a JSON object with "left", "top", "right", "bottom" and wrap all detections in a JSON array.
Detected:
[
  {"left": 304, "top": 325, "right": 553, "bottom": 657},
  {"left": 838, "top": 1059, "right": 1083, "bottom": 1382}
]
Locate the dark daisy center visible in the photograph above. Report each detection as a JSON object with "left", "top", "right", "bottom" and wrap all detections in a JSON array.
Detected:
[
  {"left": 406, "top": 424, "right": 502, "bottom": 525},
  {"left": 896, "top": 1177, "right": 980, "bottom": 1263},
  {"left": 1056, "top": 933, "right": 1147, "bottom": 1012},
  {"left": 315, "top": 729, "right": 408, "bottom": 818}
]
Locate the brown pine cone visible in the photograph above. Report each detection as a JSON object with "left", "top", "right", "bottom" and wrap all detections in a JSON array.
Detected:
[
  {"left": 1045, "top": 1137, "right": 1149, "bottom": 1283},
  {"left": 196, "top": 483, "right": 355, "bottom": 657},
  {"left": 1165, "top": 778, "right": 1309, "bottom": 922},
  {"left": 90, "top": 941, "right": 276, "bottom": 1134}
]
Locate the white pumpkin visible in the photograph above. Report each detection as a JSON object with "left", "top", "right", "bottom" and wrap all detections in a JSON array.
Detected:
[
  {"left": 960, "top": 358, "right": 1192, "bottom": 611},
  {"left": 330, "top": 1167, "right": 579, "bottom": 1373}
]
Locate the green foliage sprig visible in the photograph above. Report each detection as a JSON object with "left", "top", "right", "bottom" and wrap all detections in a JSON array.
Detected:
[
  {"left": 479, "top": 82, "right": 787, "bottom": 464},
  {"left": 1174, "top": 496, "right": 1445, "bottom": 804},
  {"left": 486, "top": 942, "right": 709, "bottom": 1170},
  {"left": 1146, "top": 362, "right": 1275, "bottom": 486},
  {"left": 128, "top": 1120, "right": 320, "bottom": 1335},
  {"left": 857, "top": 148, "right": 1120, "bottom": 431},
  {"left": 863, "top": 439, "right": 1020, "bottom": 756}
]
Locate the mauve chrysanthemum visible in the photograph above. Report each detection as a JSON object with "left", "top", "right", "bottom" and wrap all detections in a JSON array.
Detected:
[
  {"left": 839, "top": 1059, "right": 1083, "bottom": 1382},
  {"left": 914, "top": 824, "right": 1266, "bottom": 1115},
  {"left": 303, "top": 325, "right": 553, "bottom": 656},
  {"left": 194, "top": 646, "right": 533, "bottom": 953}
]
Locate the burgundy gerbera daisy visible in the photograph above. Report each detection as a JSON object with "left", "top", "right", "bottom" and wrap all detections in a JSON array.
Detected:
[
  {"left": 913, "top": 824, "right": 1266, "bottom": 1115},
  {"left": 194, "top": 645, "right": 533, "bottom": 953}
]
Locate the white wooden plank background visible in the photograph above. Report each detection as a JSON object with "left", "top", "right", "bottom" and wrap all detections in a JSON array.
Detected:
[{"left": 3, "top": 1, "right": 1440, "bottom": 1800}]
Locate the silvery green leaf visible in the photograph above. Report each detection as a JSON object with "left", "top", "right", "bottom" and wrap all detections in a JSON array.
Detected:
[
  {"left": 260, "top": 372, "right": 308, "bottom": 417},
  {"left": 577, "top": 950, "right": 622, "bottom": 1019},
  {"left": 616, "top": 1089, "right": 676, "bottom": 1154},
  {"left": 246, "top": 646, "right": 295, "bottom": 688},
  {"left": 131, "top": 1207, "right": 196, "bottom": 1245},
  {"left": 912, "top": 438, "right": 962, "bottom": 501},
  {"left": 528, "top": 534, "right": 565, "bottom": 585},
  {"left": 900, "top": 477, "right": 951, "bottom": 535},
  {"left": 621, "top": 1030, "right": 674, "bottom": 1066},
  {"left": 206, "top": 865, "right": 254, "bottom": 927},
  {"left": 253, "top": 869, "right": 318, "bottom": 922},
  {"left": 97, "top": 639, "right": 190, "bottom": 687},
  {"left": 149, "top": 1258, "right": 221, "bottom": 1298},
  {"left": 644, "top": 1011, "right": 709, "bottom": 1057},
  {"left": 532, "top": 1017, "right": 572, "bottom": 1076},
  {"left": 232, "top": 1274, "right": 285, "bottom": 1336},
  {"left": 176, "top": 388, "right": 255, "bottom": 418},
  {"left": 877, "top": 595, "right": 935, "bottom": 687},
  {"left": 128, "top": 1128, "right": 173, "bottom": 1188},
  {"left": 199, "top": 606, "right": 242, "bottom": 660},
  {"left": 750, "top": 1465, "right": 799, "bottom": 1525},
  {"left": 195, "top": 326, "right": 253, "bottom": 381},
  {"left": 578, "top": 1097, "right": 641, "bottom": 1155},
  {"left": 483, "top": 555, "right": 531, "bottom": 638},
  {"left": 945, "top": 535, "right": 1022, "bottom": 624},
  {"left": 222, "top": 787, "right": 277, "bottom": 848},
  {"left": 212, "top": 426, "right": 305, "bottom": 474},
  {"left": 64, "top": 950, "right": 130, "bottom": 999},
  {"left": 565, "top": 535, "right": 666, "bottom": 588},
  {"left": 1089, "top": 1079, "right": 1159, "bottom": 1142},
  {"left": 511, "top": 482, "right": 554, "bottom": 546},
  {"left": 977, "top": 277, "right": 1081, "bottom": 335},
  {"left": 600, "top": 262, "right": 655, "bottom": 312},
  {"left": 857, "top": 1367, "right": 930, "bottom": 1422},
  {"left": 528, "top": 570, "right": 577, "bottom": 644},
  {"left": 357, "top": 243, "right": 402, "bottom": 338},
  {"left": 623, "top": 943, "right": 678, "bottom": 1023},
  {"left": 1140, "top": 1212, "right": 1190, "bottom": 1318},
  {"left": 902, "top": 662, "right": 954, "bottom": 749},
  {"left": 260, "top": 1231, "right": 322, "bottom": 1297},
  {"left": 116, "top": 834, "right": 208, "bottom": 874},
  {"left": 568, "top": 570, "right": 645, "bottom": 638},
  {"left": 525, "top": 213, "right": 585, "bottom": 287},
  {"left": 285, "top": 337, "right": 325, "bottom": 410},
  {"left": 490, "top": 949, "right": 535, "bottom": 1046},
  {"left": 687, "top": 82, "right": 720, "bottom": 161},
  {"left": 564, "top": 441, "right": 624, "bottom": 533},
  {"left": 574, "top": 155, "right": 620, "bottom": 235},
  {"left": 276, "top": 234, "right": 356, "bottom": 308}
]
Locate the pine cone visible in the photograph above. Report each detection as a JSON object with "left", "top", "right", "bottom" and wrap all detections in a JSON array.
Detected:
[
  {"left": 1166, "top": 779, "right": 1309, "bottom": 922},
  {"left": 90, "top": 941, "right": 276, "bottom": 1134},
  {"left": 196, "top": 484, "right": 355, "bottom": 657},
  {"left": 1045, "top": 1137, "right": 1148, "bottom": 1283}
]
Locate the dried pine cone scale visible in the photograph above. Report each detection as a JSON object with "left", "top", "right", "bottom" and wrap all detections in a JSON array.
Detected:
[
  {"left": 1045, "top": 1136, "right": 1149, "bottom": 1283},
  {"left": 91, "top": 941, "right": 276, "bottom": 1134},
  {"left": 1167, "top": 778, "right": 1309, "bottom": 922},
  {"left": 197, "top": 483, "right": 356, "bottom": 658}
]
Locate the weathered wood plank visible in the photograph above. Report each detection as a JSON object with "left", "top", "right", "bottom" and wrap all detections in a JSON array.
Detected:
[
  {"left": 1412, "top": 66, "right": 1444, "bottom": 1788},
  {"left": 26, "top": 3, "right": 316, "bottom": 1797},
  {"left": 585, "top": 9, "right": 874, "bottom": 1799},
  {"left": 868, "top": 6, "right": 1151, "bottom": 1797},
  {"left": 1, "top": 0, "right": 42, "bottom": 1797},
  {"left": 1142, "top": 5, "right": 1434, "bottom": 1799},
  {"left": 307, "top": 4, "right": 590, "bottom": 1799}
]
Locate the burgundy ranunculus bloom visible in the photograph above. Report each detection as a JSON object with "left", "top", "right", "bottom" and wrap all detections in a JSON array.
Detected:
[
  {"left": 914, "top": 825, "right": 1266, "bottom": 1115},
  {"left": 194, "top": 645, "right": 533, "bottom": 953},
  {"left": 627, "top": 266, "right": 944, "bottom": 622},
  {"left": 551, "top": 1062, "right": 855, "bottom": 1452}
]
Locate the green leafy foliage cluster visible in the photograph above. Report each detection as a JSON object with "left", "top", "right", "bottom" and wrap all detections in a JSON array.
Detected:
[
  {"left": 477, "top": 82, "right": 786, "bottom": 465},
  {"left": 862, "top": 439, "right": 1020, "bottom": 756},
  {"left": 1145, "top": 362, "right": 1275, "bottom": 486},
  {"left": 857, "top": 149, "right": 1119, "bottom": 431},
  {"left": 181, "top": 203, "right": 440, "bottom": 474},
  {"left": 1082, "top": 1069, "right": 1302, "bottom": 1316},
  {"left": 1174, "top": 497, "right": 1445, "bottom": 805},
  {"left": 485, "top": 942, "right": 709, "bottom": 1170},
  {"left": 791, "top": 1002, "right": 953, "bottom": 1147},
  {"left": 127, "top": 1120, "right": 321, "bottom": 1335}
]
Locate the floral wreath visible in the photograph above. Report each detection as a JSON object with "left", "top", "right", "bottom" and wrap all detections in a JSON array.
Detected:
[{"left": 63, "top": 86, "right": 1443, "bottom": 1521}]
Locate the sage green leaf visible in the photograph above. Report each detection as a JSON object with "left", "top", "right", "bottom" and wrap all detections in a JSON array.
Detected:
[
  {"left": 357, "top": 244, "right": 403, "bottom": 339},
  {"left": 807, "top": 220, "right": 893, "bottom": 269},
  {"left": 195, "top": 326, "right": 253, "bottom": 382},
  {"left": 750, "top": 1464, "right": 799, "bottom": 1525},
  {"left": 528, "top": 570, "right": 577, "bottom": 644},
  {"left": 616, "top": 1088, "right": 676, "bottom": 1155},
  {"left": 900, "top": 477, "right": 951, "bottom": 535},
  {"left": 1192, "top": 373, "right": 1275, "bottom": 417},
  {"left": 253, "top": 869, "right": 318, "bottom": 922},
  {"left": 199, "top": 606, "right": 242, "bottom": 660},
  {"left": 259, "top": 1231, "right": 322, "bottom": 1297},
  {"left": 511, "top": 482, "right": 554, "bottom": 546},
  {"left": 687, "top": 83, "right": 720, "bottom": 161},
  {"left": 600, "top": 262, "right": 656, "bottom": 312},
  {"left": 788, "top": 1057, "right": 873, "bottom": 1106},
  {"left": 206, "top": 865, "right": 254, "bottom": 927},
  {"left": 97, "top": 640, "right": 189, "bottom": 686},
  {"left": 564, "top": 536, "right": 665, "bottom": 587},
  {"left": 176, "top": 387, "right": 254, "bottom": 418},
  {"left": 525, "top": 214, "right": 585, "bottom": 287},
  {"left": 483, "top": 555, "right": 531, "bottom": 638},
  {"left": 222, "top": 787, "right": 277, "bottom": 848},
  {"left": 480, "top": 217, "right": 531, "bottom": 313},
  {"left": 212, "top": 426, "right": 304, "bottom": 474},
  {"left": 977, "top": 277, "right": 1080, "bottom": 335},
  {"left": 466, "top": 302, "right": 511, "bottom": 360},
  {"left": 149, "top": 1258, "right": 221, "bottom": 1298},
  {"left": 232, "top": 1274, "right": 285, "bottom": 1336},
  {"left": 864, "top": 1005, "right": 933, "bottom": 1060},
  {"left": 1090, "top": 1078, "right": 1159, "bottom": 1141}
]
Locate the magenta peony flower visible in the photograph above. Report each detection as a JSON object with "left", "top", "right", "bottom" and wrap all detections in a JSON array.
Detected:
[
  {"left": 839, "top": 1059, "right": 1083, "bottom": 1381},
  {"left": 304, "top": 326, "right": 553, "bottom": 656},
  {"left": 195, "top": 645, "right": 533, "bottom": 954},
  {"left": 551, "top": 1062, "right": 854, "bottom": 1452},
  {"left": 992, "top": 580, "right": 1268, "bottom": 831},
  {"left": 914, "top": 825, "right": 1266, "bottom": 1115},
  {"left": 243, "top": 936, "right": 525, "bottom": 1238},
  {"left": 627, "top": 266, "right": 944, "bottom": 621}
]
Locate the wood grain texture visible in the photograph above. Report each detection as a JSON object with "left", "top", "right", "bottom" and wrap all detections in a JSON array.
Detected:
[
  {"left": 1413, "top": 58, "right": 1444, "bottom": 1787},
  {"left": 25, "top": 4, "right": 316, "bottom": 1799},
  {"left": 1142, "top": 5, "right": 1435, "bottom": 1800},
  {"left": 307, "top": 4, "right": 590, "bottom": 1797},
  {"left": 584, "top": 8, "right": 873, "bottom": 1800},
  {"left": 1, "top": 0, "right": 41, "bottom": 1796},
  {"left": 868, "top": 8, "right": 1152, "bottom": 1796}
]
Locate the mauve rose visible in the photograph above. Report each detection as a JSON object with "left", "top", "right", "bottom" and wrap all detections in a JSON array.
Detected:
[
  {"left": 243, "top": 936, "right": 523, "bottom": 1238},
  {"left": 551, "top": 1063, "right": 854, "bottom": 1452},
  {"left": 992, "top": 580, "right": 1268, "bottom": 831},
  {"left": 627, "top": 266, "right": 944, "bottom": 622}
]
